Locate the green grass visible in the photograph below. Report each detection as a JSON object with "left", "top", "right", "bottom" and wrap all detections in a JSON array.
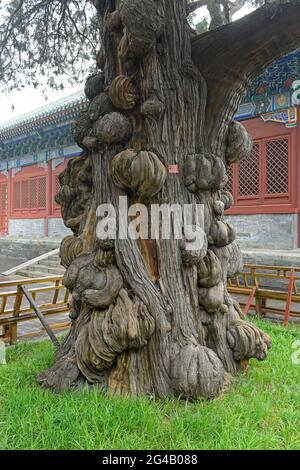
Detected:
[{"left": 0, "top": 319, "right": 300, "bottom": 450}]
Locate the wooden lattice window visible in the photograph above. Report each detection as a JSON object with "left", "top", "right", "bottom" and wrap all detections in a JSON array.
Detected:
[
  {"left": 266, "top": 138, "right": 289, "bottom": 195},
  {"left": 0, "top": 184, "right": 7, "bottom": 211},
  {"left": 12, "top": 165, "right": 47, "bottom": 216},
  {"left": 55, "top": 175, "right": 61, "bottom": 199},
  {"left": 238, "top": 143, "right": 260, "bottom": 197},
  {"left": 52, "top": 160, "right": 67, "bottom": 216},
  {"left": 225, "top": 120, "right": 294, "bottom": 214},
  {"left": 0, "top": 179, "right": 8, "bottom": 235},
  {"left": 52, "top": 175, "right": 62, "bottom": 214},
  {"left": 21, "top": 180, "right": 29, "bottom": 208},
  {"left": 29, "top": 179, "right": 37, "bottom": 208},
  {"left": 38, "top": 177, "right": 47, "bottom": 208},
  {"left": 29, "top": 177, "right": 46, "bottom": 209},
  {"left": 13, "top": 181, "right": 21, "bottom": 209},
  {"left": 225, "top": 166, "right": 233, "bottom": 194}
]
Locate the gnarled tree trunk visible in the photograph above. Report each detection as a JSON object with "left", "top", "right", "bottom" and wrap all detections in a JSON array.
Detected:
[{"left": 38, "top": 0, "right": 300, "bottom": 398}]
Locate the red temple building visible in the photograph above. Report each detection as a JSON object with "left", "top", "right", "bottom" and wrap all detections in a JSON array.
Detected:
[
  {"left": 226, "top": 51, "right": 300, "bottom": 250},
  {"left": 0, "top": 51, "right": 300, "bottom": 252},
  {"left": 0, "top": 92, "right": 86, "bottom": 239}
]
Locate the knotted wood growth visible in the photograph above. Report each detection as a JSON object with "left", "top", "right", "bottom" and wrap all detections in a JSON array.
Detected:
[
  {"left": 55, "top": 154, "right": 93, "bottom": 234},
  {"left": 111, "top": 149, "right": 167, "bottom": 199},
  {"left": 38, "top": 0, "right": 300, "bottom": 398}
]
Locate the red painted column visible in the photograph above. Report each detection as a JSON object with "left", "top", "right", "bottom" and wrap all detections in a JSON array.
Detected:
[
  {"left": 7, "top": 169, "right": 13, "bottom": 235},
  {"left": 45, "top": 161, "right": 52, "bottom": 237}
]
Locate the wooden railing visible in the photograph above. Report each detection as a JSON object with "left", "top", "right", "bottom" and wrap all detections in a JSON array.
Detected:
[
  {"left": 1, "top": 264, "right": 299, "bottom": 346},
  {"left": 228, "top": 264, "right": 300, "bottom": 325},
  {"left": 0, "top": 276, "right": 70, "bottom": 345}
]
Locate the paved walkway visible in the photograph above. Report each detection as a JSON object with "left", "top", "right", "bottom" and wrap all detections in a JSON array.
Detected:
[
  {"left": 17, "top": 313, "right": 70, "bottom": 341},
  {"left": 242, "top": 248, "right": 300, "bottom": 266}
]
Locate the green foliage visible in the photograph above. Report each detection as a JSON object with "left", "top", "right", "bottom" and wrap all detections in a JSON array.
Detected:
[
  {"left": 188, "top": 11, "right": 209, "bottom": 33},
  {"left": 188, "top": 0, "right": 267, "bottom": 31},
  {"left": 0, "top": 0, "right": 99, "bottom": 92},
  {"left": 0, "top": 0, "right": 271, "bottom": 92},
  {"left": 194, "top": 17, "right": 209, "bottom": 33},
  {"left": 0, "top": 319, "right": 299, "bottom": 450}
]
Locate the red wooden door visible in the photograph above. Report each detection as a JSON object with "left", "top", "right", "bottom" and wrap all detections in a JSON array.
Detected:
[{"left": 0, "top": 179, "right": 8, "bottom": 235}]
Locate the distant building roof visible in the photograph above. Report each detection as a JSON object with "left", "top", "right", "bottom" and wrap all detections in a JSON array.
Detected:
[{"left": 0, "top": 91, "right": 87, "bottom": 142}]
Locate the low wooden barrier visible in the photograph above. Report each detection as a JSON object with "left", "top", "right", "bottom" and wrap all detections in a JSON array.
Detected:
[
  {"left": 1, "top": 264, "right": 299, "bottom": 345},
  {"left": 0, "top": 276, "right": 70, "bottom": 345},
  {"left": 228, "top": 264, "right": 300, "bottom": 325}
]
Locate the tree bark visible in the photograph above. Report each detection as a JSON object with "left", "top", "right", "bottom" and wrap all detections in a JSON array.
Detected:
[{"left": 38, "top": 0, "right": 299, "bottom": 398}]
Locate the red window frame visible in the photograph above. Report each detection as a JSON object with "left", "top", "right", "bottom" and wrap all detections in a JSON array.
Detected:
[
  {"left": 0, "top": 173, "right": 8, "bottom": 234},
  {"left": 11, "top": 165, "right": 47, "bottom": 218},
  {"left": 226, "top": 118, "right": 298, "bottom": 215}
]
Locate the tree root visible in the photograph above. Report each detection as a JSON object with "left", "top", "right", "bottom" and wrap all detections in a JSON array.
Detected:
[{"left": 227, "top": 320, "right": 272, "bottom": 361}]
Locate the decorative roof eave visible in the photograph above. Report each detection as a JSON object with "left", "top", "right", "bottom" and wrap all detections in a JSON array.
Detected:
[
  {"left": 0, "top": 121, "right": 74, "bottom": 152},
  {"left": 235, "top": 49, "right": 300, "bottom": 121},
  {"left": 0, "top": 91, "right": 88, "bottom": 142}
]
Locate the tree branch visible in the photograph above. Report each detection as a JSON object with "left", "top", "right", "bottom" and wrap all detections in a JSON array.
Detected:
[
  {"left": 90, "top": 0, "right": 106, "bottom": 14},
  {"left": 207, "top": 0, "right": 226, "bottom": 28},
  {"left": 191, "top": 1, "right": 300, "bottom": 152},
  {"left": 188, "top": 0, "right": 208, "bottom": 13},
  {"left": 0, "top": 0, "right": 99, "bottom": 92},
  {"left": 228, "top": 0, "right": 248, "bottom": 16},
  {"left": 188, "top": 0, "right": 247, "bottom": 19}
]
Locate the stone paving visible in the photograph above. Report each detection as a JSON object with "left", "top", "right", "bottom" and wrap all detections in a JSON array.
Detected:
[
  {"left": 17, "top": 313, "right": 70, "bottom": 341},
  {"left": 0, "top": 257, "right": 26, "bottom": 276}
]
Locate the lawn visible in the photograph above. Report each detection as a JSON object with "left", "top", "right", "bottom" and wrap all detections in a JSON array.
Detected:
[{"left": 0, "top": 319, "right": 299, "bottom": 450}]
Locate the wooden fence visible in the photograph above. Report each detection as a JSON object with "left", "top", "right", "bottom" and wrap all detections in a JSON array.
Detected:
[
  {"left": 1, "top": 264, "right": 299, "bottom": 345},
  {"left": 0, "top": 276, "right": 70, "bottom": 345},
  {"left": 228, "top": 264, "right": 300, "bottom": 325}
]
